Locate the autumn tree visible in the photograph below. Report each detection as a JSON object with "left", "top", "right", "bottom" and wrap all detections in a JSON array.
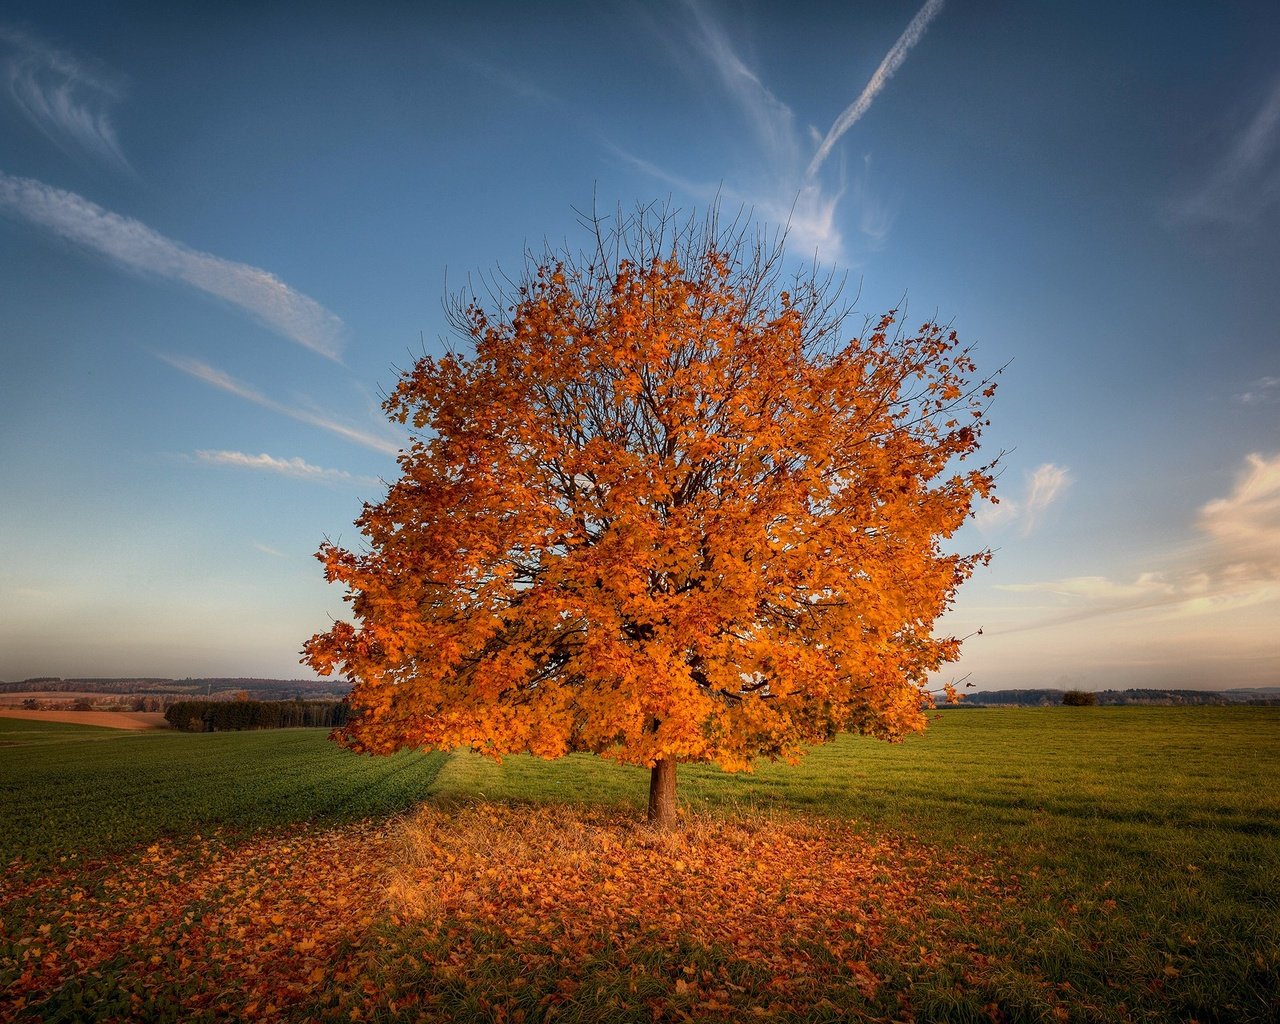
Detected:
[{"left": 304, "top": 204, "right": 999, "bottom": 827}]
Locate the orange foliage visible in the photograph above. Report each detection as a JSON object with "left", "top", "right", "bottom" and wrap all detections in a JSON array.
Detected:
[{"left": 304, "top": 206, "right": 998, "bottom": 785}]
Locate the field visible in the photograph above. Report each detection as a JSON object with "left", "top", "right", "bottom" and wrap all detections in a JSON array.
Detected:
[
  {"left": 1, "top": 708, "right": 1277, "bottom": 1022},
  {"left": 0, "top": 692, "right": 130, "bottom": 707},
  {"left": 0, "top": 718, "right": 446, "bottom": 868},
  {"left": 0, "top": 709, "right": 166, "bottom": 729}
]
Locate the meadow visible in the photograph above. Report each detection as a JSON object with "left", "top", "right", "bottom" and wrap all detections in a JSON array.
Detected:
[
  {"left": 0, "top": 717, "right": 447, "bottom": 869},
  {"left": 1, "top": 708, "right": 1277, "bottom": 1022}
]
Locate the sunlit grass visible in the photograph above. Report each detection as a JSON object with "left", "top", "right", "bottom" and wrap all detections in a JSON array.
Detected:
[
  {"left": 429, "top": 707, "right": 1280, "bottom": 1021},
  {"left": 0, "top": 716, "right": 126, "bottom": 744},
  {"left": 0, "top": 724, "right": 446, "bottom": 869},
  {"left": 1, "top": 707, "right": 1276, "bottom": 1021}
]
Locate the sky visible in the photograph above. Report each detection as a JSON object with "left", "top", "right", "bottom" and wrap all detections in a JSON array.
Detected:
[{"left": 1, "top": 1, "right": 1277, "bottom": 691}]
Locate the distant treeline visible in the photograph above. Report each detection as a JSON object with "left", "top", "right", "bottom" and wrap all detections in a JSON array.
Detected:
[
  {"left": 164, "top": 699, "right": 351, "bottom": 732},
  {"left": 1, "top": 678, "right": 176, "bottom": 694},
  {"left": 179, "top": 678, "right": 352, "bottom": 698},
  {"left": 962, "top": 688, "right": 1280, "bottom": 707},
  {"left": 1, "top": 677, "right": 351, "bottom": 698}
]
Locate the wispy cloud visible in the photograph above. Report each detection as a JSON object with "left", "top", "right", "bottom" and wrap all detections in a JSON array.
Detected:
[
  {"left": 0, "top": 172, "right": 346, "bottom": 360},
  {"left": 805, "top": 0, "right": 946, "bottom": 179},
  {"left": 624, "top": 1, "right": 944, "bottom": 260},
  {"left": 1236, "top": 375, "right": 1280, "bottom": 405},
  {"left": 1173, "top": 74, "right": 1280, "bottom": 227},
  {"left": 193, "top": 449, "right": 380, "bottom": 487},
  {"left": 0, "top": 26, "right": 131, "bottom": 173},
  {"left": 1001, "top": 573, "right": 1178, "bottom": 604},
  {"left": 975, "top": 462, "right": 1071, "bottom": 536},
  {"left": 442, "top": 42, "right": 556, "bottom": 107},
  {"left": 1199, "top": 452, "right": 1280, "bottom": 569},
  {"left": 254, "top": 543, "right": 289, "bottom": 558},
  {"left": 1022, "top": 464, "right": 1071, "bottom": 535},
  {"left": 996, "top": 452, "right": 1280, "bottom": 630},
  {"left": 687, "top": 4, "right": 800, "bottom": 174},
  {"left": 161, "top": 354, "right": 401, "bottom": 455}
]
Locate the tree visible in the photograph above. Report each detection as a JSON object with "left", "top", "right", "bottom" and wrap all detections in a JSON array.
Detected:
[
  {"left": 303, "top": 204, "right": 1000, "bottom": 827},
  {"left": 1061, "top": 689, "right": 1097, "bottom": 706}
]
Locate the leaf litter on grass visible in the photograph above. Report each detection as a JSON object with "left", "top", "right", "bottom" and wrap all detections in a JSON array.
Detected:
[
  {"left": 1, "top": 821, "right": 393, "bottom": 1022},
  {"left": 2, "top": 804, "right": 1040, "bottom": 1022},
  {"left": 376, "top": 802, "right": 1035, "bottom": 1021}
]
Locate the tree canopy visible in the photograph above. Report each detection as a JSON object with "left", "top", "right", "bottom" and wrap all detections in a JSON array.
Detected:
[{"left": 304, "top": 205, "right": 1000, "bottom": 825}]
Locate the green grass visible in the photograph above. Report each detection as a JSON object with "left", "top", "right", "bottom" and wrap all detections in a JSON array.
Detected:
[
  {"left": 0, "top": 716, "right": 130, "bottom": 744},
  {"left": 0, "top": 723, "right": 447, "bottom": 868},
  {"left": 430, "top": 706, "right": 1280, "bottom": 1022},
  {"left": 2, "top": 707, "right": 1277, "bottom": 1021}
]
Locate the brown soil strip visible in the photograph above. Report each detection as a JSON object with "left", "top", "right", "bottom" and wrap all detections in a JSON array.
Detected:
[{"left": 0, "top": 710, "right": 168, "bottom": 730}]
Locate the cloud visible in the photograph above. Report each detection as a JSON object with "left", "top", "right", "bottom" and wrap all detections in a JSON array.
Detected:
[
  {"left": 625, "top": 1, "right": 944, "bottom": 261},
  {"left": 975, "top": 462, "right": 1070, "bottom": 536},
  {"left": 1022, "top": 464, "right": 1071, "bottom": 534},
  {"left": 1173, "top": 74, "right": 1280, "bottom": 227},
  {"left": 161, "top": 354, "right": 401, "bottom": 455},
  {"left": 805, "top": 0, "right": 946, "bottom": 179},
  {"left": 0, "top": 26, "right": 131, "bottom": 173},
  {"left": 254, "top": 543, "right": 289, "bottom": 558},
  {"left": 442, "top": 43, "right": 556, "bottom": 107},
  {"left": 608, "top": 143, "right": 846, "bottom": 259},
  {"left": 1236, "top": 375, "right": 1280, "bottom": 405},
  {"left": 999, "top": 573, "right": 1178, "bottom": 603},
  {"left": 686, "top": 3, "right": 800, "bottom": 173},
  {"left": 996, "top": 453, "right": 1280, "bottom": 630},
  {"left": 0, "top": 172, "right": 346, "bottom": 360},
  {"left": 193, "top": 450, "right": 379, "bottom": 486},
  {"left": 1199, "top": 452, "right": 1280, "bottom": 569}
]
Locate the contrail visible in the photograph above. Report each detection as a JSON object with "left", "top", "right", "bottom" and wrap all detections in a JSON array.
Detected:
[{"left": 807, "top": 0, "right": 945, "bottom": 180}]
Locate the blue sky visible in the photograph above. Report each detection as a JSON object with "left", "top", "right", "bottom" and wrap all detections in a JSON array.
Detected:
[{"left": 1, "top": 1, "right": 1277, "bottom": 689}]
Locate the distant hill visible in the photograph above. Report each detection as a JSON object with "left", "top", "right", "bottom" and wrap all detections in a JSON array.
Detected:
[
  {"left": 961, "top": 687, "right": 1280, "bottom": 707},
  {"left": 6, "top": 678, "right": 1276, "bottom": 707},
  {"left": 0, "top": 677, "right": 351, "bottom": 699}
]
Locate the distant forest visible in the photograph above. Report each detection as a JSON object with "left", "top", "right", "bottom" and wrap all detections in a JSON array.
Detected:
[
  {"left": 5, "top": 677, "right": 1276, "bottom": 708},
  {"left": 0, "top": 677, "right": 351, "bottom": 698},
  {"left": 959, "top": 687, "right": 1280, "bottom": 707},
  {"left": 165, "top": 699, "right": 349, "bottom": 732}
]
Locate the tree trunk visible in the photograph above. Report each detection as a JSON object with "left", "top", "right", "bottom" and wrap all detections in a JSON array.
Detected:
[{"left": 647, "top": 757, "right": 677, "bottom": 828}]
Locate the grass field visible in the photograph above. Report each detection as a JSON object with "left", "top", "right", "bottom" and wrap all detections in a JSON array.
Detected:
[
  {"left": 1, "top": 708, "right": 1277, "bottom": 1022},
  {"left": 0, "top": 717, "right": 447, "bottom": 868}
]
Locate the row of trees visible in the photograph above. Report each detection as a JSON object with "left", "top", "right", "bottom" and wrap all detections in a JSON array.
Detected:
[
  {"left": 0, "top": 678, "right": 350, "bottom": 697},
  {"left": 963, "top": 688, "right": 1244, "bottom": 707},
  {"left": 1, "top": 678, "right": 173, "bottom": 693},
  {"left": 165, "top": 699, "right": 350, "bottom": 732},
  {"left": 20, "top": 696, "right": 169, "bottom": 712}
]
